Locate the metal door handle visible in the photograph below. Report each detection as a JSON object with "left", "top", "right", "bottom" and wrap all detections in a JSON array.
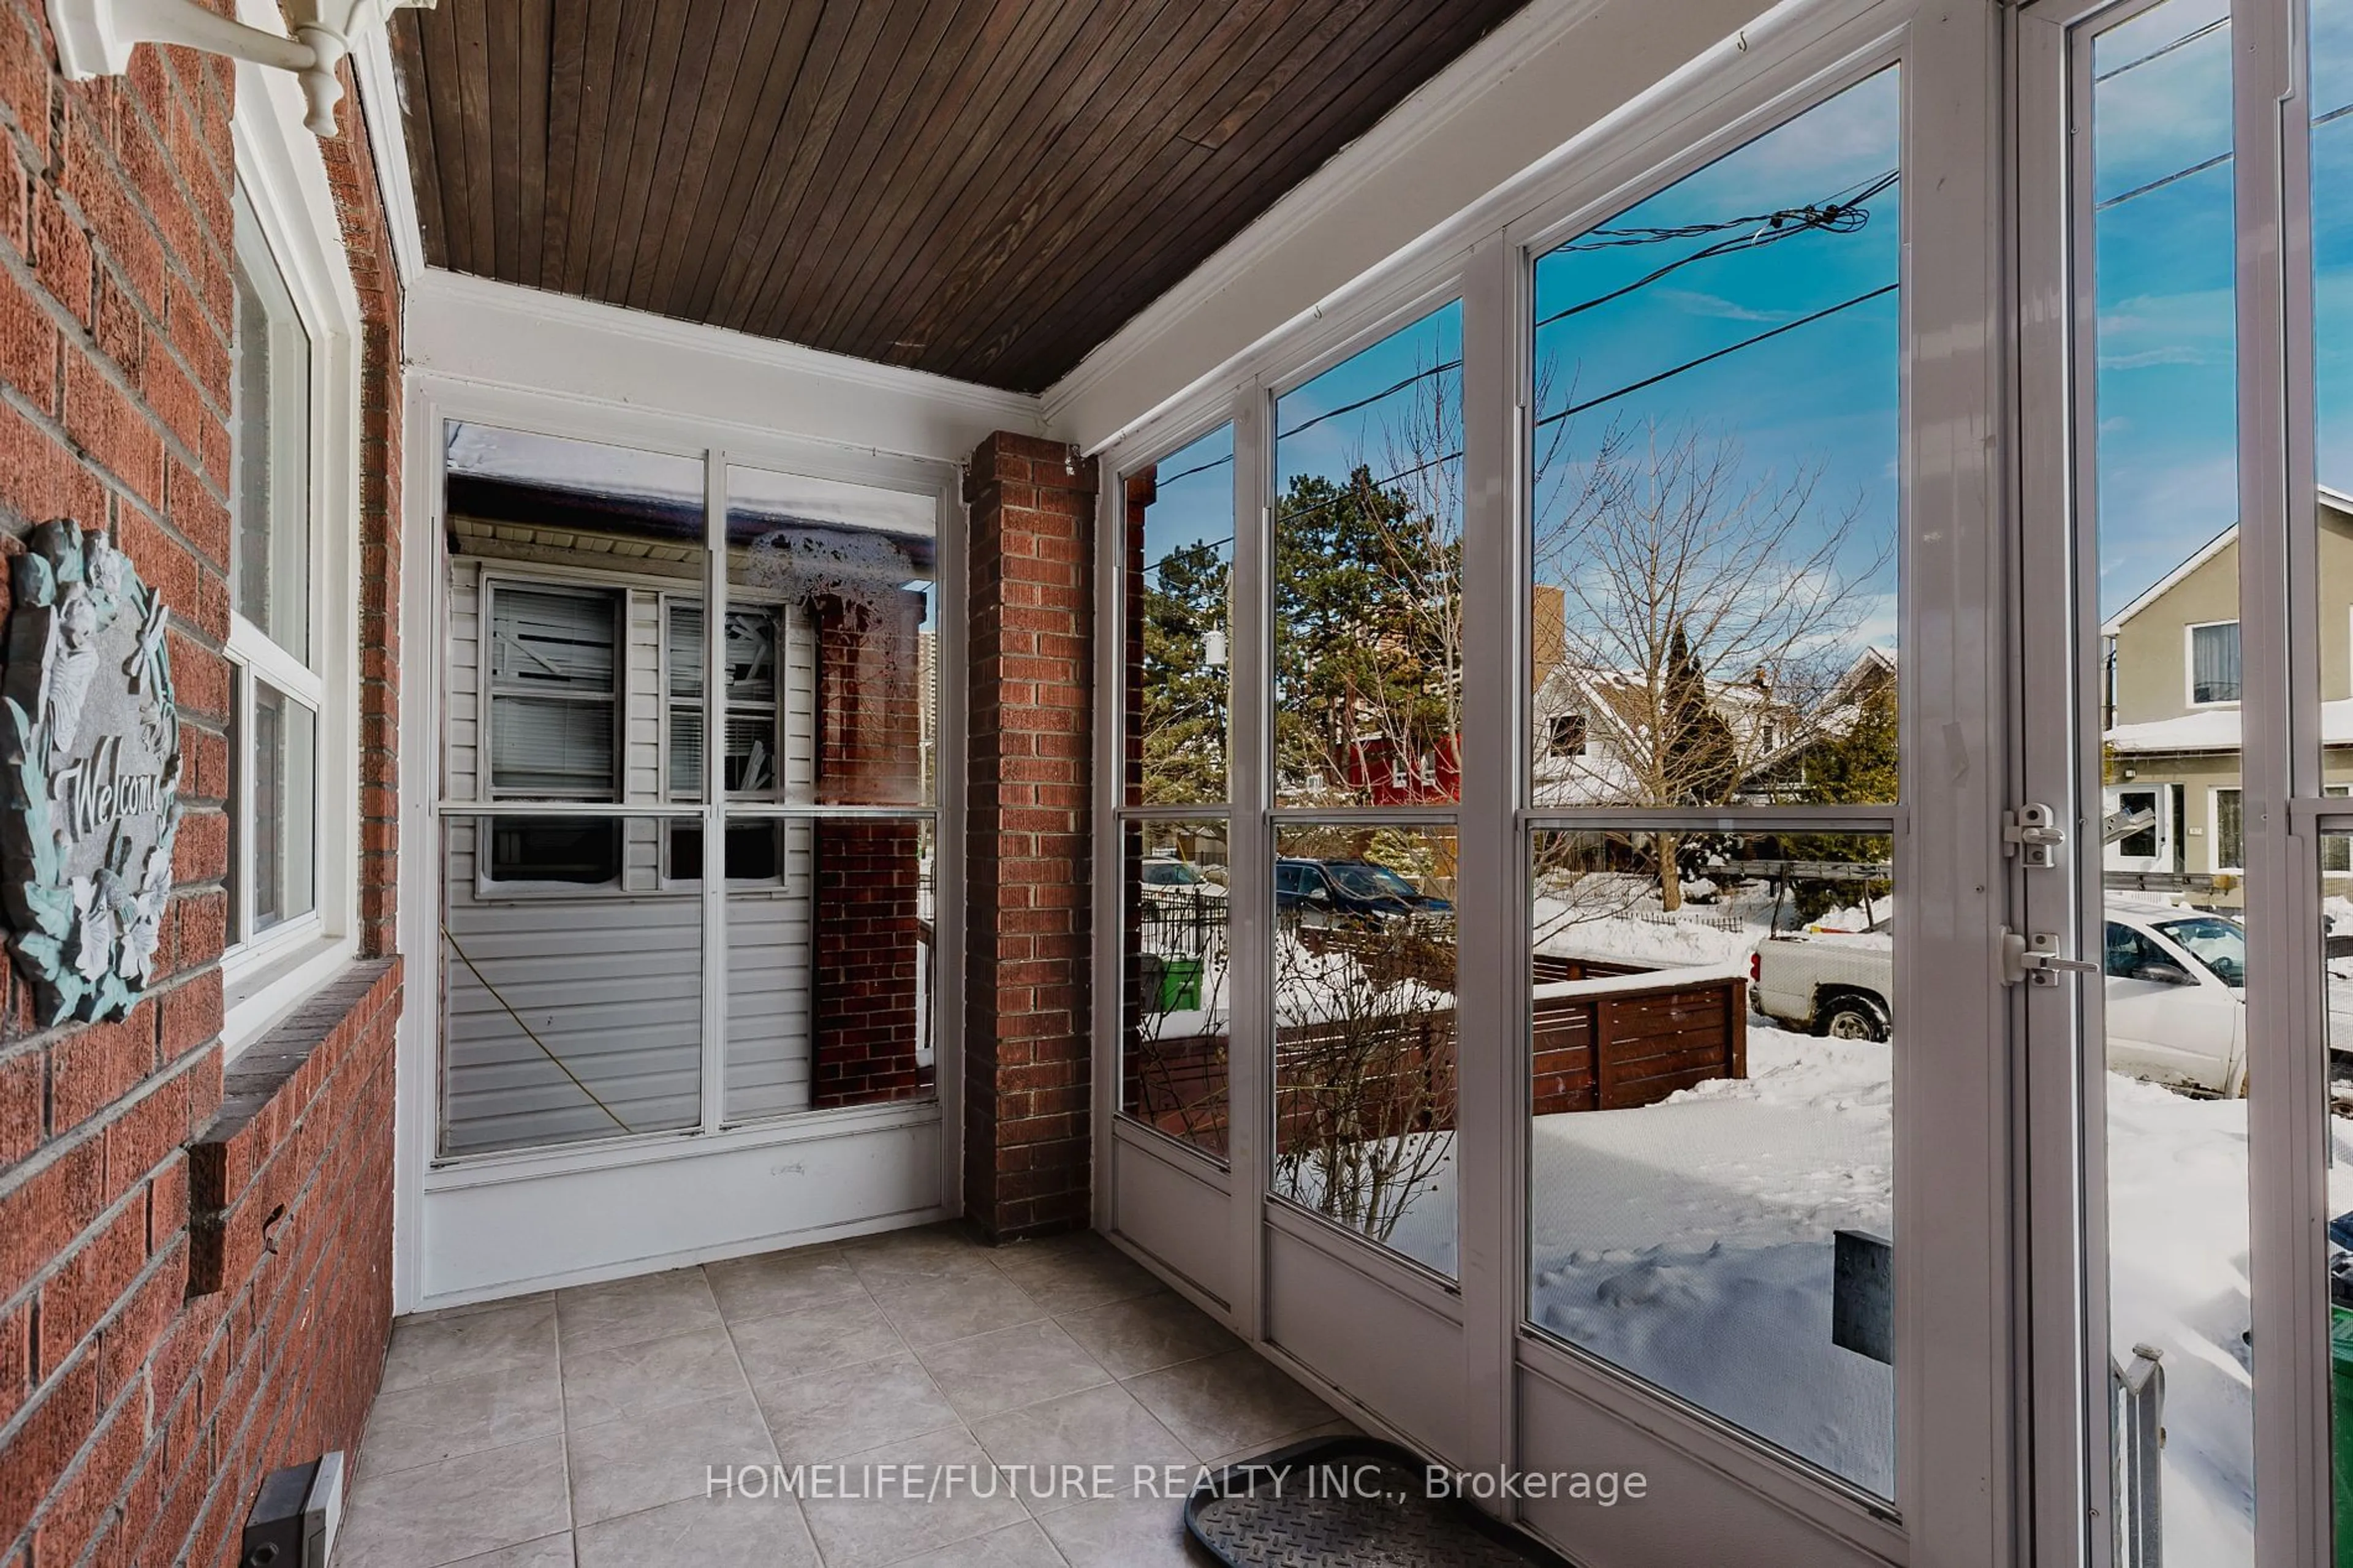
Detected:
[{"left": 2002, "top": 929, "right": 2099, "bottom": 987}]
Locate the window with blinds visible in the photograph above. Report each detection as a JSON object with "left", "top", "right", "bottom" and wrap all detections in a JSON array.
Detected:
[
  {"left": 490, "top": 584, "right": 621, "bottom": 798},
  {"left": 665, "top": 599, "right": 789, "bottom": 881}
]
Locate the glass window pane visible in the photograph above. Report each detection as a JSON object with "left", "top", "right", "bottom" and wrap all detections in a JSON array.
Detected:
[
  {"left": 1272, "top": 824, "right": 1457, "bottom": 1274},
  {"left": 1527, "top": 830, "right": 1893, "bottom": 1496},
  {"left": 441, "top": 813, "right": 702, "bottom": 1155},
  {"left": 2086, "top": 3, "right": 2250, "bottom": 1556},
  {"left": 233, "top": 187, "right": 311, "bottom": 664},
  {"left": 1126, "top": 425, "right": 1235, "bottom": 806},
  {"left": 248, "top": 682, "right": 317, "bottom": 932},
  {"left": 445, "top": 424, "right": 706, "bottom": 810},
  {"left": 1274, "top": 305, "right": 1463, "bottom": 809},
  {"left": 726, "top": 814, "right": 933, "bottom": 1121},
  {"left": 726, "top": 464, "right": 936, "bottom": 806},
  {"left": 2316, "top": 1, "right": 2353, "bottom": 1554},
  {"left": 1121, "top": 819, "right": 1230, "bottom": 1156},
  {"left": 1529, "top": 70, "right": 1900, "bottom": 809}
]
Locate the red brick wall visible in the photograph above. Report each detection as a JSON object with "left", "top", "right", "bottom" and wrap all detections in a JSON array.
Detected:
[
  {"left": 0, "top": 9, "right": 406, "bottom": 1565},
  {"left": 808, "top": 584, "right": 930, "bottom": 1107},
  {"left": 963, "top": 432, "right": 1094, "bottom": 1241},
  {"left": 810, "top": 820, "right": 930, "bottom": 1108}
]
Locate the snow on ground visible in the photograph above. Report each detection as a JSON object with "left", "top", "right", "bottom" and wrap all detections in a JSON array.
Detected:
[
  {"left": 1366, "top": 1016, "right": 2275, "bottom": 1543},
  {"left": 1531, "top": 1025, "right": 1896, "bottom": 1495}
]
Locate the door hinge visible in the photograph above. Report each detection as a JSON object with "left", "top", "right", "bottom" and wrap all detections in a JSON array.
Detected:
[
  {"left": 2003, "top": 803, "right": 2066, "bottom": 868},
  {"left": 2001, "top": 928, "right": 2101, "bottom": 987}
]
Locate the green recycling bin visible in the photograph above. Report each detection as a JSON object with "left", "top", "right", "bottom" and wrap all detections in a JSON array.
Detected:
[
  {"left": 1158, "top": 957, "right": 1203, "bottom": 1012},
  {"left": 2333, "top": 1306, "right": 2353, "bottom": 1566}
]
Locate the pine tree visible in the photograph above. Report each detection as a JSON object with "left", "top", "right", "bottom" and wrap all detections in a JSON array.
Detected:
[{"left": 1139, "top": 540, "right": 1230, "bottom": 803}]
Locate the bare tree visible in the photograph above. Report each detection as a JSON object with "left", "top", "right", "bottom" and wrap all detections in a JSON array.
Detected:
[
  {"left": 1534, "top": 417, "right": 1889, "bottom": 907},
  {"left": 1271, "top": 912, "right": 1457, "bottom": 1247}
]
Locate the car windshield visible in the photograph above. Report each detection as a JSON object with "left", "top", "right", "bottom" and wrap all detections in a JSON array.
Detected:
[
  {"left": 1143, "top": 862, "right": 1201, "bottom": 885},
  {"left": 1327, "top": 862, "right": 1420, "bottom": 900},
  {"left": 2153, "top": 915, "right": 2247, "bottom": 987}
]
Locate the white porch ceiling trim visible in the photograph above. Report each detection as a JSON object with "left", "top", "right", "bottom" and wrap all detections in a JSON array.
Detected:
[
  {"left": 350, "top": 19, "right": 425, "bottom": 286},
  {"left": 406, "top": 268, "right": 1045, "bottom": 467}
]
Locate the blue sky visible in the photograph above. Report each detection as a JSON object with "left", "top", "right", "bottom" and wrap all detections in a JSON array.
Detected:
[
  {"left": 1529, "top": 66, "right": 1901, "bottom": 657},
  {"left": 1138, "top": 7, "right": 2353, "bottom": 651}
]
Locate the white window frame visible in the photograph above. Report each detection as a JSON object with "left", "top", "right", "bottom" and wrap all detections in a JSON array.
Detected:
[
  {"left": 2210, "top": 785, "right": 2245, "bottom": 875},
  {"left": 219, "top": 48, "right": 363, "bottom": 1056},
  {"left": 2183, "top": 615, "right": 2243, "bottom": 708}
]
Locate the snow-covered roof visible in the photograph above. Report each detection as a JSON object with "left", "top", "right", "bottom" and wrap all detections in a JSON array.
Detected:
[{"left": 2107, "top": 697, "right": 2353, "bottom": 753}]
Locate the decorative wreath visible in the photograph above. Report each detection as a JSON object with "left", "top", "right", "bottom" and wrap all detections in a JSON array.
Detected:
[{"left": 1, "top": 520, "right": 181, "bottom": 1025}]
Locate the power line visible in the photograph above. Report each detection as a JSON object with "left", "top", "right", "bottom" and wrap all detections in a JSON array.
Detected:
[
  {"left": 1537, "top": 171, "right": 1898, "bottom": 332},
  {"left": 2091, "top": 98, "right": 2351, "bottom": 213},
  {"left": 1149, "top": 168, "right": 1899, "bottom": 493},
  {"left": 1534, "top": 282, "right": 1898, "bottom": 431},
  {"left": 2094, "top": 15, "right": 2227, "bottom": 83},
  {"left": 1144, "top": 281, "right": 1903, "bottom": 578}
]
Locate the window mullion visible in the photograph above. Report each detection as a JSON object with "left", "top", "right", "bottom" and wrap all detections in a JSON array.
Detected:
[{"left": 700, "top": 450, "right": 729, "bottom": 1134}]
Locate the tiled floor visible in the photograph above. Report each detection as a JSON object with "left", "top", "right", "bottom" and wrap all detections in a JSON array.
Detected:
[{"left": 336, "top": 1224, "right": 1350, "bottom": 1567}]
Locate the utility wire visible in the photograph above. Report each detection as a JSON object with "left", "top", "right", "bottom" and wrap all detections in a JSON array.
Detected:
[
  {"left": 1145, "top": 282, "right": 1904, "bottom": 576},
  {"left": 1535, "top": 282, "right": 1898, "bottom": 431},
  {"left": 2092, "top": 97, "right": 2350, "bottom": 212},
  {"left": 2093, "top": 15, "right": 2227, "bottom": 82},
  {"left": 1151, "top": 169, "right": 1900, "bottom": 494},
  {"left": 1537, "top": 170, "right": 1897, "bottom": 331}
]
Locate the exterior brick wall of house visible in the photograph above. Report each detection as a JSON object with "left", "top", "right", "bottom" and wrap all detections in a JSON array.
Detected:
[
  {"left": 0, "top": 8, "right": 406, "bottom": 1565},
  {"left": 963, "top": 431, "right": 1094, "bottom": 1241}
]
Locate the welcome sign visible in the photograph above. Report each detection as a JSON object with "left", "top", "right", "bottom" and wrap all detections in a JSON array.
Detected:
[{"left": 1, "top": 520, "right": 182, "bottom": 1025}]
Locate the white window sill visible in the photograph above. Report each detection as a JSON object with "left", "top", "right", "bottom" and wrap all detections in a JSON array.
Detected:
[{"left": 222, "top": 928, "right": 360, "bottom": 1060}]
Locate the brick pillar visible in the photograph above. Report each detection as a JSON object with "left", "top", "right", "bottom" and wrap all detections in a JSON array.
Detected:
[{"left": 964, "top": 433, "right": 1095, "bottom": 1240}]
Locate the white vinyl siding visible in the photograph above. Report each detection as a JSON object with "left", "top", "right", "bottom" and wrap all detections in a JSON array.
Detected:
[{"left": 442, "top": 555, "right": 825, "bottom": 1155}]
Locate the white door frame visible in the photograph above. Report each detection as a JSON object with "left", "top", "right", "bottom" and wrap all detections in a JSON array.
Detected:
[{"left": 2014, "top": 0, "right": 2335, "bottom": 1563}]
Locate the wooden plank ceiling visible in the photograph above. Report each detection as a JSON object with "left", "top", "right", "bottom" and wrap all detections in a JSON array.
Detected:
[{"left": 388, "top": 0, "right": 1530, "bottom": 393}]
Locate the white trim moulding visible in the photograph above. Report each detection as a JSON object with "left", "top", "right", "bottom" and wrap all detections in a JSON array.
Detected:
[{"left": 405, "top": 269, "right": 1045, "bottom": 468}]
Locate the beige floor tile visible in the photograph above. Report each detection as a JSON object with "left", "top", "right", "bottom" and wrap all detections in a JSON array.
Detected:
[
  {"left": 967, "top": 1384, "right": 1194, "bottom": 1516},
  {"left": 794, "top": 1426, "right": 1029, "bottom": 1568},
  {"left": 574, "top": 1491, "right": 818, "bottom": 1568},
  {"left": 561, "top": 1324, "right": 747, "bottom": 1429},
  {"left": 1054, "top": 1290, "right": 1238, "bottom": 1380},
  {"left": 840, "top": 1224, "right": 1007, "bottom": 1288},
  {"left": 566, "top": 1389, "right": 776, "bottom": 1527},
  {"left": 381, "top": 1298, "right": 559, "bottom": 1394},
  {"left": 441, "top": 1536, "right": 576, "bottom": 1568},
  {"left": 556, "top": 1268, "right": 724, "bottom": 1355},
  {"left": 752, "top": 1351, "right": 962, "bottom": 1466},
  {"left": 360, "top": 1363, "right": 566, "bottom": 1479},
  {"left": 730, "top": 1293, "right": 907, "bottom": 1385},
  {"left": 875, "top": 1267, "right": 1045, "bottom": 1349},
  {"left": 987, "top": 1233, "right": 1164, "bottom": 1316},
  {"left": 706, "top": 1248, "right": 870, "bottom": 1327},
  {"left": 914, "top": 1319, "right": 1109, "bottom": 1422},
  {"left": 889, "top": 1518, "right": 1067, "bottom": 1567},
  {"left": 1123, "top": 1349, "right": 1338, "bottom": 1462},
  {"left": 1195, "top": 1418, "right": 1360, "bottom": 1472},
  {"left": 334, "top": 1434, "right": 572, "bottom": 1568},
  {"left": 1036, "top": 1493, "right": 1199, "bottom": 1568}
]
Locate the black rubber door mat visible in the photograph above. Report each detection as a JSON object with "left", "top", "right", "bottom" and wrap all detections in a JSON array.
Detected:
[{"left": 1185, "top": 1437, "right": 1573, "bottom": 1567}]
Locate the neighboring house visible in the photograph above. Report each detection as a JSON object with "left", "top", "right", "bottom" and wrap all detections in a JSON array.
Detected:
[
  {"left": 1528, "top": 583, "right": 1835, "bottom": 809},
  {"left": 2101, "top": 490, "right": 2353, "bottom": 896}
]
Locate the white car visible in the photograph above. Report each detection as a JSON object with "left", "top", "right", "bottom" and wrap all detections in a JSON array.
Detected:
[{"left": 1750, "top": 904, "right": 2248, "bottom": 1096}]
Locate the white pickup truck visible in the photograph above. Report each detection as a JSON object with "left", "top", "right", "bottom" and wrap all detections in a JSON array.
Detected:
[{"left": 1750, "top": 904, "right": 2249, "bottom": 1096}]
